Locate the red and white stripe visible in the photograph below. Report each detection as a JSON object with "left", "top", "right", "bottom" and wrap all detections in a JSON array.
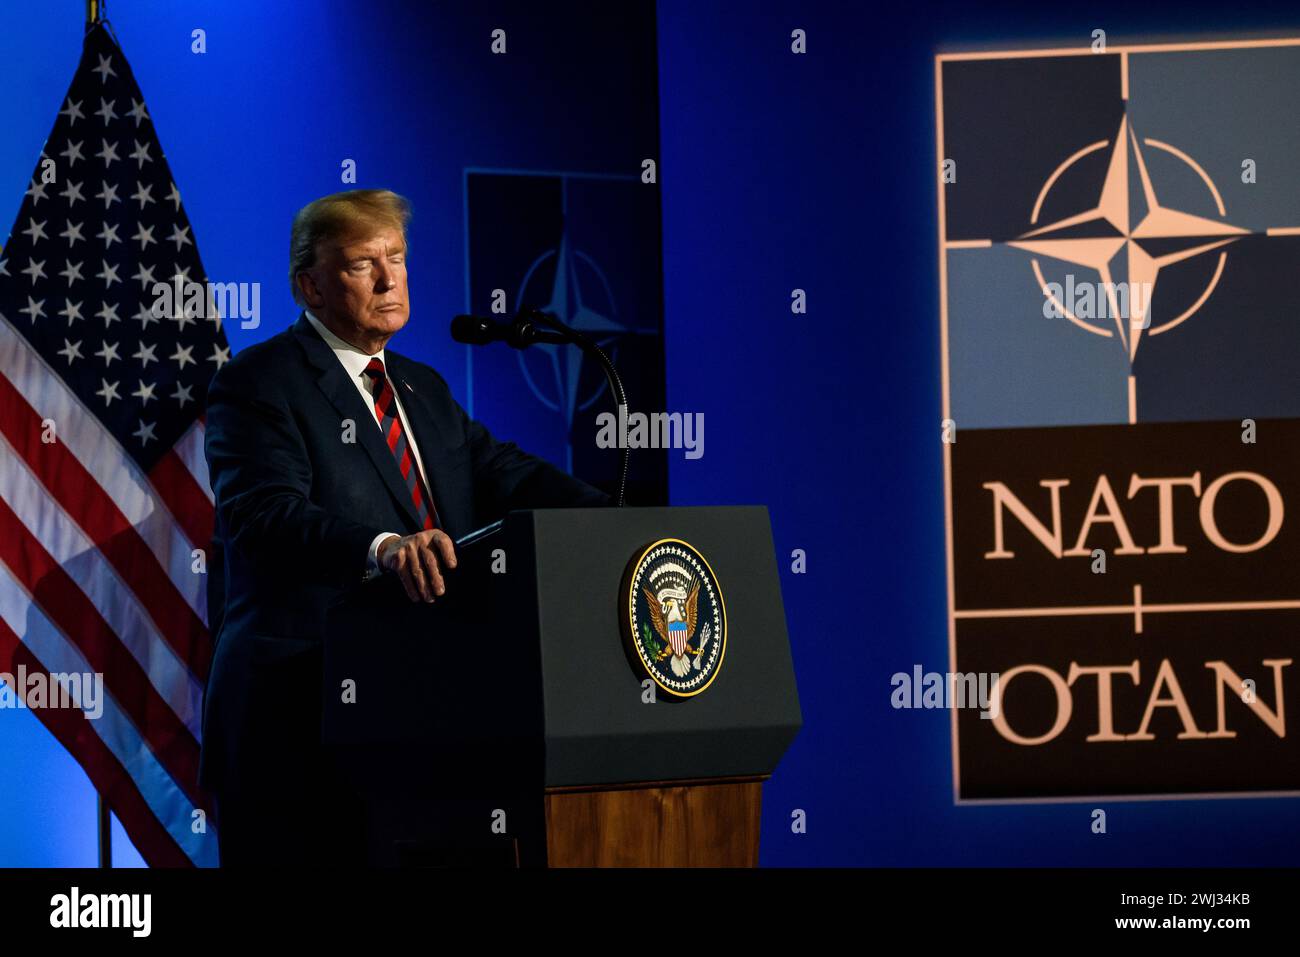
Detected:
[{"left": 0, "top": 313, "right": 218, "bottom": 866}]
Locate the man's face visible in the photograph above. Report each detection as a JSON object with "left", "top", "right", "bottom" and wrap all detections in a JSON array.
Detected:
[{"left": 300, "top": 226, "right": 410, "bottom": 350}]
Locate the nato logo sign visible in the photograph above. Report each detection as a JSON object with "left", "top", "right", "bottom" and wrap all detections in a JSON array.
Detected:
[
  {"left": 621, "top": 539, "right": 727, "bottom": 698},
  {"left": 937, "top": 38, "right": 1300, "bottom": 801},
  {"left": 465, "top": 170, "right": 666, "bottom": 504}
]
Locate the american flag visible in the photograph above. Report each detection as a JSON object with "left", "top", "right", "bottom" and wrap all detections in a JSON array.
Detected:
[{"left": 0, "top": 22, "right": 225, "bottom": 866}]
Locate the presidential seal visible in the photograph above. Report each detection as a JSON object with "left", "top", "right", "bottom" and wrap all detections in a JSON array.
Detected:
[{"left": 621, "top": 538, "right": 726, "bottom": 698}]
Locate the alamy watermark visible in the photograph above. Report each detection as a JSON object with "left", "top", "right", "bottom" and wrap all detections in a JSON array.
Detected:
[
  {"left": 596, "top": 405, "right": 704, "bottom": 459},
  {"left": 891, "top": 665, "right": 1000, "bottom": 719},
  {"left": 0, "top": 665, "right": 103, "bottom": 719},
  {"left": 1042, "top": 274, "right": 1154, "bottom": 325},
  {"left": 50, "top": 887, "right": 150, "bottom": 937},
  {"left": 151, "top": 276, "right": 260, "bottom": 329}
]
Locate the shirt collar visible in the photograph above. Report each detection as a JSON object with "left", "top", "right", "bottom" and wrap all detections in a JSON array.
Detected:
[{"left": 303, "top": 309, "right": 384, "bottom": 381}]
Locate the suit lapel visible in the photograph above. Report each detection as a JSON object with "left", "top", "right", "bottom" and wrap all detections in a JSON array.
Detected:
[{"left": 291, "top": 314, "right": 423, "bottom": 532}]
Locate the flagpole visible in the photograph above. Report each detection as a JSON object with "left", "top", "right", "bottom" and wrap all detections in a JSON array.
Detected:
[
  {"left": 85, "top": 0, "right": 112, "bottom": 869},
  {"left": 98, "top": 798, "right": 112, "bottom": 867}
]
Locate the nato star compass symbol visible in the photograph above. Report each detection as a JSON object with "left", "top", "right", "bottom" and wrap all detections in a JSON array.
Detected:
[
  {"left": 516, "top": 230, "right": 654, "bottom": 465},
  {"left": 1011, "top": 116, "right": 1249, "bottom": 366}
]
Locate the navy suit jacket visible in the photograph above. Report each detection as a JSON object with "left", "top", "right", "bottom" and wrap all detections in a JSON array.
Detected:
[{"left": 200, "top": 312, "right": 608, "bottom": 795}]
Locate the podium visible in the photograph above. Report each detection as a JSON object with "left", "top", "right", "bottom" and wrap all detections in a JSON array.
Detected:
[{"left": 322, "top": 506, "right": 801, "bottom": 866}]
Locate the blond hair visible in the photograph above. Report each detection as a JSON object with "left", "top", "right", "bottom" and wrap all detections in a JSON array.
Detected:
[{"left": 288, "top": 189, "right": 412, "bottom": 305}]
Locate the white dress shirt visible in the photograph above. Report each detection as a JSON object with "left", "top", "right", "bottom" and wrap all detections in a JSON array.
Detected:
[{"left": 303, "top": 310, "right": 433, "bottom": 579}]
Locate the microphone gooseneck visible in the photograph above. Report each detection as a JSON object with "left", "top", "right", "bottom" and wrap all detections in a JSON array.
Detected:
[{"left": 449, "top": 309, "right": 630, "bottom": 507}]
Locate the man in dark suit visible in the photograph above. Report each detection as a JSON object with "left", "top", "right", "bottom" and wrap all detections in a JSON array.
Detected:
[{"left": 201, "top": 188, "right": 607, "bottom": 866}]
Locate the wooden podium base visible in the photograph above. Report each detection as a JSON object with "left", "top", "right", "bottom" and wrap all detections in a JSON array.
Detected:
[{"left": 543, "top": 775, "right": 766, "bottom": 867}]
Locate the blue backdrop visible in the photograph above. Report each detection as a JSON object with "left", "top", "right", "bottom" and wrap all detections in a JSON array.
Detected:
[{"left": 1, "top": 0, "right": 1298, "bottom": 866}]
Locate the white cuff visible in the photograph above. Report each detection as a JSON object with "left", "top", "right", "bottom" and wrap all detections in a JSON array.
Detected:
[{"left": 365, "top": 532, "right": 401, "bottom": 581}]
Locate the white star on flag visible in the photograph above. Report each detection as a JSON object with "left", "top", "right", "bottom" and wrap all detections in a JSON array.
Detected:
[
  {"left": 95, "top": 377, "right": 121, "bottom": 404},
  {"left": 96, "top": 138, "right": 121, "bottom": 167},
  {"left": 97, "top": 259, "right": 121, "bottom": 287},
  {"left": 95, "top": 340, "right": 120, "bottom": 364},
  {"left": 61, "top": 221, "right": 86, "bottom": 245},
  {"left": 58, "top": 299, "right": 84, "bottom": 324},
  {"left": 20, "top": 296, "right": 46, "bottom": 321},
  {"left": 60, "top": 139, "right": 85, "bottom": 166},
  {"left": 60, "top": 180, "right": 86, "bottom": 206},
  {"left": 126, "top": 98, "right": 149, "bottom": 126},
  {"left": 132, "top": 419, "right": 158, "bottom": 445},
  {"left": 60, "top": 97, "right": 85, "bottom": 124},
  {"left": 92, "top": 53, "right": 116, "bottom": 82},
  {"left": 60, "top": 260, "right": 84, "bottom": 284},
  {"left": 57, "top": 338, "right": 84, "bottom": 363}
]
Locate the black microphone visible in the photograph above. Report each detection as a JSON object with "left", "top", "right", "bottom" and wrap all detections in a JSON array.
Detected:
[
  {"left": 450, "top": 314, "right": 502, "bottom": 345},
  {"left": 451, "top": 313, "right": 568, "bottom": 348}
]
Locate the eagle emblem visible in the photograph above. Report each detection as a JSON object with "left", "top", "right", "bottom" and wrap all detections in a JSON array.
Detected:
[
  {"left": 621, "top": 539, "right": 726, "bottom": 697},
  {"left": 643, "top": 576, "right": 703, "bottom": 677}
]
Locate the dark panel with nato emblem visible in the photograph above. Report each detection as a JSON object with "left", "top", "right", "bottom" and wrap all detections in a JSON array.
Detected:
[
  {"left": 466, "top": 171, "right": 668, "bottom": 506},
  {"left": 939, "top": 40, "right": 1300, "bottom": 807}
]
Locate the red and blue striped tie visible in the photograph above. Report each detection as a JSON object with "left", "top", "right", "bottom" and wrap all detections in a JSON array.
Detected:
[{"left": 363, "top": 358, "right": 438, "bottom": 530}]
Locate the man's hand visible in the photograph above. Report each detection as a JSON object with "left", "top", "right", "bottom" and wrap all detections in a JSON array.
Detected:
[{"left": 377, "top": 529, "right": 457, "bottom": 603}]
